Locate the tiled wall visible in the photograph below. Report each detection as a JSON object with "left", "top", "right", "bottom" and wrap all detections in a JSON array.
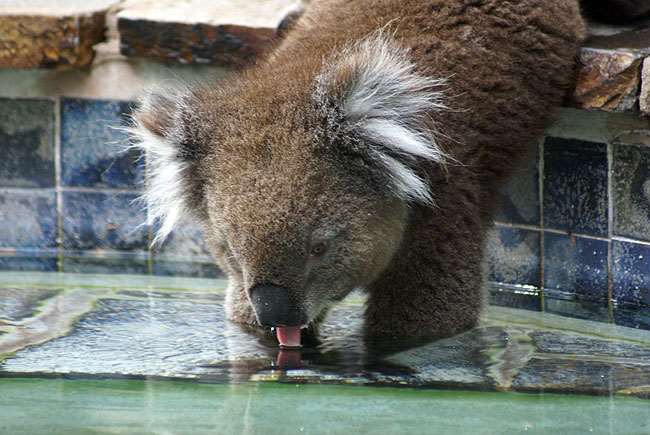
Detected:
[
  {"left": 0, "top": 97, "right": 219, "bottom": 278},
  {"left": 487, "top": 110, "right": 650, "bottom": 328},
  {"left": 1, "top": 97, "right": 649, "bottom": 327}
]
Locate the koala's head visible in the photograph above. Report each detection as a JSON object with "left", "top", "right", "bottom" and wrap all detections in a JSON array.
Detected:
[{"left": 130, "top": 35, "right": 447, "bottom": 332}]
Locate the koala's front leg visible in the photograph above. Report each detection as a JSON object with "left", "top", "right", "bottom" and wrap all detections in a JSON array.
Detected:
[
  {"left": 210, "top": 239, "right": 264, "bottom": 330},
  {"left": 363, "top": 218, "right": 485, "bottom": 349},
  {"left": 224, "top": 280, "right": 259, "bottom": 327}
]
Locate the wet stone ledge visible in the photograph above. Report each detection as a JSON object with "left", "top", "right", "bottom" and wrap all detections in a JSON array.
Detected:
[
  {"left": 116, "top": 9, "right": 650, "bottom": 113},
  {"left": 0, "top": 1, "right": 119, "bottom": 69},
  {"left": 2, "top": 276, "right": 650, "bottom": 400},
  {"left": 1, "top": 1, "right": 650, "bottom": 115},
  {"left": 117, "top": 0, "right": 297, "bottom": 67}
]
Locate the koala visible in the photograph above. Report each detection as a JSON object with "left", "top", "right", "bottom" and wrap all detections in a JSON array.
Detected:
[{"left": 131, "top": 0, "right": 633, "bottom": 349}]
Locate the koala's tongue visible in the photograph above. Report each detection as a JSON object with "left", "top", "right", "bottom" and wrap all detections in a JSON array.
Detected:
[{"left": 275, "top": 326, "right": 302, "bottom": 348}]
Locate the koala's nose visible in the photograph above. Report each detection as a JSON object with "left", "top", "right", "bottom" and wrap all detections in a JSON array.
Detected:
[{"left": 249, "top": 284, "right": 304, "bottom": 327}]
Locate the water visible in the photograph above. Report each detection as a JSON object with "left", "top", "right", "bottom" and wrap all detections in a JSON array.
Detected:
[
  {"left": 1, "top": 272, "right": 650, "bottom": 434},
  {"left": 2, "top": 378, "right": 650, "bottom": 435}
]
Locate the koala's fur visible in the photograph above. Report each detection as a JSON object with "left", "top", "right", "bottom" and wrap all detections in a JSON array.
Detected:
[{"left": 131, "top": 0, "right": 614, "bottom": 345}]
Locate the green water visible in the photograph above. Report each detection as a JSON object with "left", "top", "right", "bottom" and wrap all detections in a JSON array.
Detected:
[{"left": 1, "top": 378, "right": 649, "bottom": 435}]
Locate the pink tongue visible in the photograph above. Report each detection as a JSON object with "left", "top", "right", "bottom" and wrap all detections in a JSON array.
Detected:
[{"left": 276, "top": 326, "right": 302, "bottom": 348}]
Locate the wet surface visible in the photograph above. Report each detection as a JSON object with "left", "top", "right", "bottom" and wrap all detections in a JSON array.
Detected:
[{"left": 1, "top": 272, "right": 650, "bottom": 400}]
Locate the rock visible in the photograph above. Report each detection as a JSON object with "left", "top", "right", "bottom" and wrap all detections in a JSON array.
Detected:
[
  {"left": 641, "top": 57, "right": 650, "bottom": 114},
  {"left": 387, "top": 327, "right": 509, "bottom": 389},
  {"left": 0, "top": 1, "right": 118, "bottom": 68},
  {"left": 573, "top": 48, "right": 645, "bottom": 112},
  {"left": 117, "top": 0, "right": 296, "bottom": 67},
  {"left": 0, "top": 288, "right": 61, "bottom": 322},
  {"left": 512, "top": 357, "right": 650, "bottom": 396},
  {"left": 530, "top": 331, "right": 650, "bottom": 359}
]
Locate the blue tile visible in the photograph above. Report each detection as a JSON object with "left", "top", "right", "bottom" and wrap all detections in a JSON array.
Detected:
[
  {"left": 0, "top": 252, "right": 57, "bottom": 272},
  {"left": 543, "top": 233, "right": 609, "bottom": 301},
  {"left": 61, "top": 98, "right": 142, "bottom": 189},
  {"left": 495, "top": 147, "right": 540, "bottom": 226},
  {"left": 612, "top": 240, "right": 650, "bottom": 306},
  {"left": 486, "top": 227, "right": 540, "bottom": 287},
  {"left": 0, "top": 98, "right": 55, "bottom": 187},
  {"left": 153, "top": 259, "right": 221, "bottom": 279},
  {"left": 0, "top": 189, "right": 57, "bottom": 249},
  {"left": 612, "top": 143, "right": 650, "bottom": 242},
  {"left": 488, "top": 284, "right": 541, "bottom": 311},
  {"left": 543, "top": 137, "right": 608, "bottom": 237},
  {"left": 63, "top": 252, "right": 148, "bottom": 275},
  {"left": 543, "top": 297, "right": 610, "bottom": 323},
  {"left": 614, "top": 305, "right": 650, "bottom": 331},
  {"left": 154, "top": 217, "right": 211, "bottom": 258},
  {"left": 62, "top": 191, "right": 148, "bottom": 251},
  {"left": 153, "top": 218, "right": 218, "bottom": 278}
]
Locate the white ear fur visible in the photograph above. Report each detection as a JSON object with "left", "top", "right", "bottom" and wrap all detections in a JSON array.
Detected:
[
  {"left": 128, "top": 89, "right": 193, "bottom": 245},
  {"left": 315, "top": 34, "right": 448, "bottom": 204}
]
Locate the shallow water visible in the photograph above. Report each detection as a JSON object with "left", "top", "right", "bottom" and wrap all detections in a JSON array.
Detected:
[{"left": 1, "top": 272, "right": 650, "bottom": 434}]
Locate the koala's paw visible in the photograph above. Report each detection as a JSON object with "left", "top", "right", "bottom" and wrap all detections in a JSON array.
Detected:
[
  {"left": 225, "top": 298, "right": 258, "bottom": 326},
  {"left": 224, "top": 283, "right": 259, "bottom": 325}
]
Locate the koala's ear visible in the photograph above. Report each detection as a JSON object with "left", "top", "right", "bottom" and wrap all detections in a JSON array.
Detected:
[
  {"left": 130, "top": 88, "right": 199, "bottom": 245},
  {"left": 314, "top": 34, "right": 448, "bottom": 205}
]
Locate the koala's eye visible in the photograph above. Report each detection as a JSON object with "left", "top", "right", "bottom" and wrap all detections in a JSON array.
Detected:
[{"left": 310, "top": 240, "right": 329, "bottom": 258}]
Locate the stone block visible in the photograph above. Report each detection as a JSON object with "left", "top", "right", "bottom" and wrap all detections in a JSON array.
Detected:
[
  {"left": 641, "top": 57, "right": 650, "bottom": 115},
  {"left": 0, "top": 1, "right": 119, "bottom": 68},
  {"left": 117, "top": 0, "right": 296, "bottom": 67},
  {"left": 574, "top": 48, "right": 644, "bottom": 112}
]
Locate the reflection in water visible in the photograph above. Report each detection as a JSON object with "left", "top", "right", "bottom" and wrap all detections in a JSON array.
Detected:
[{"left": 276, "top": 350, "right": 302, "bottom": 369}]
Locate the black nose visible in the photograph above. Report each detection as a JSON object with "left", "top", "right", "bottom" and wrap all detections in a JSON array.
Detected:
[{"left": 249, "top": 284, "right": 304, "bottom": 327}]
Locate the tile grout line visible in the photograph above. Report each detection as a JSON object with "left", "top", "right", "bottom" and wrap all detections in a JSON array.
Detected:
[
  {"left": 607, "top": 140, "right": 614, "bottom": 324},
  {"left": 543, "top": 228, "right": 610, "bottom": 242},
  {"left": 493, "top": 221, "right": 542, "bottom": 232},
  {"left": 54, "top": 97, "right": 64, "bottom": 272},
  {"left": 0, "top": 187, "right": 144, "bottom": 195},
  {"left": 494, "top": 221, "right": 614, "bottom": 243},
  {"left": 0, "top": 187, "right": 59, "bottom": 193},
  {"left": 538, "top": 139, "right": 545, "bottom": 312},
  {"left": 57, "top": 186, "right": 144, "bottom": 194},
  {"left": 612, "top": 235, "right": 650, "bottom": 247}
]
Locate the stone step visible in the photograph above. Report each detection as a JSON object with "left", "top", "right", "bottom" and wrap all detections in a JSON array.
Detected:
[
  {"left": 117, "top": 0, "right": 296, "bottom": 67},
  {"left": 1, "top": 1, "right": 650, "bottom": 113},
  {"left": 0, "top": 0, "right": 120, "bottom": 68}
]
